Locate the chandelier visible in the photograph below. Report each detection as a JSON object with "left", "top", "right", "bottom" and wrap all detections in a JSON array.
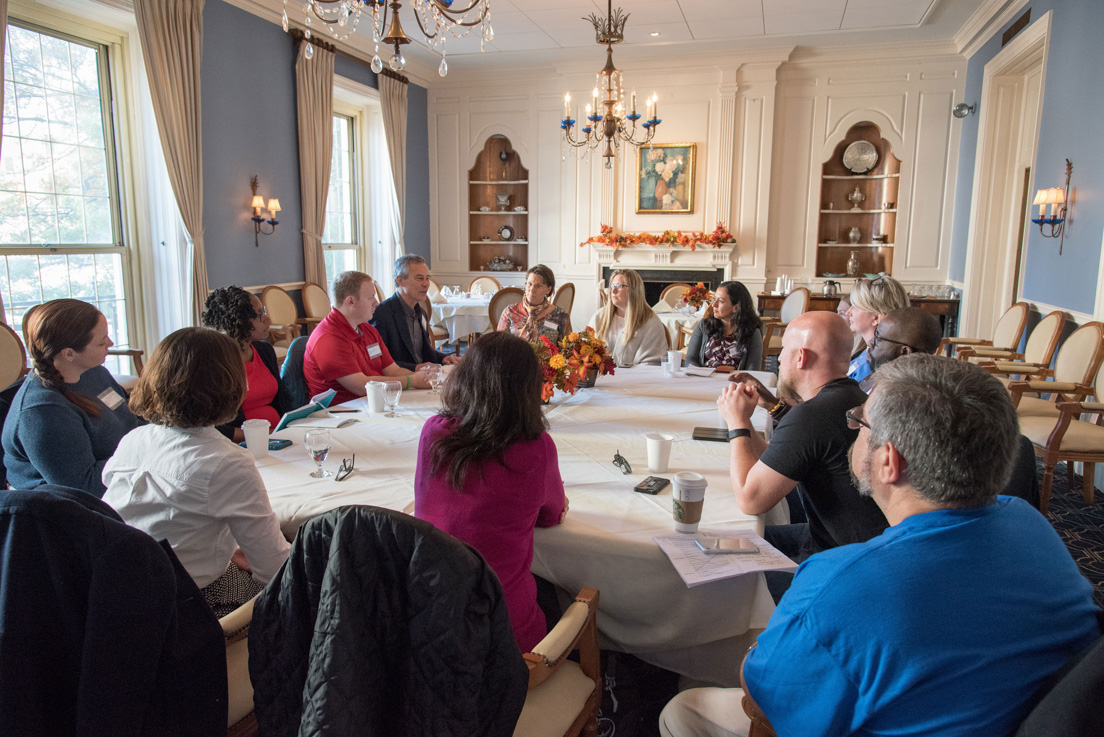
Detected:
[
  {"left": 282, "top": 0, "right": 493, "bottom": 77},
  {"left": 560, "top": 0, "right": 660, "bottom": 169}
]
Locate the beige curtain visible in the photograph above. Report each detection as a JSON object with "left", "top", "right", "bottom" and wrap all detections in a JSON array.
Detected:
[
  {"left": 133, "top": 0, "right": 208, "bottom": 325},
  {"left": 0, "top": 0, "right": 8, "bottom": 323},
  {"left": 379, "top": 71, "right": 407, "bottom": 256},
  {"left": 295, "top": 39, "right": 333, "bottom": 288}
]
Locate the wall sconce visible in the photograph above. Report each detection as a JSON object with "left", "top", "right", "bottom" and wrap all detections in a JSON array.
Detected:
[
  {"left": 1031, "top": 158, "right": 1072, "bottom": 254},
  {"left": 249, "top": 175, "right": 280, "bottom": 248}
]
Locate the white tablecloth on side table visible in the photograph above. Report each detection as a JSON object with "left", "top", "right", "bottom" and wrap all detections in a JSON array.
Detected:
[
  {"left": 255, "top": 365, "right": 785, "bottom": 686},
  {"left": 654, "top": 304, "right": 705, "bottom": 348},
  {"left": 430, "top": 296, "right": 492, "bottom": 342}
]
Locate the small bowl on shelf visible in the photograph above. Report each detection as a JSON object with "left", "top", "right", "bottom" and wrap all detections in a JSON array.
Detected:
[
  {"left": 822, "top": 272, "right": 844, "bottom": 278},
  {"left": 825, "top": 239, "right": 838, "bottom": 244},
  {"left": 864, "top": 273, "right": 881, "bottom": 279}
]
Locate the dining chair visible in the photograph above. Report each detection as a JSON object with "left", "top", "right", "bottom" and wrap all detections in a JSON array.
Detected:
[
  {"left": 421, "top": 296, "right": 455, "bottom": 356},
  {"left": 553, "top": 283, "right": 575, "bottom": 315},
  {"left": 760, "top": 288, "right": 810, "bottom": 371},
  {"left": 939, "top": 301, "right": 1029, "bottom": 358},
  {"left": 470, "top": 275, "right": 502, "bottom": 294},
  {"left": 511, "top": 588, "right": 602, "bottom": 737},
  {"left": 0, "top": 322, "right": 28, "bottom": 389},
  {"left": 427, "top": 278, "right": 442, "bottom": 300},
  {"left": 260, "top": 286, "right": 302, "bottom": 348},
  {"left": 1007, "top": 322, "right": 1104, "bottom": 420},
  {"left": 489, "top": 287, "right": 524, "bottom": 331},
  {"left": 298, "top": 282, "right": 331, "bottom": 333},
  {"left": 1014, "top": 633, "right": 1104, "bottom": 737},
  {"left": 656, "top": 282, "right": 692, "bottom": 309},
  {"left": 222, "top": 594, "right": 261, "bottom": 737},
  {"left": 957, "top": 310, "right": 1065, "bottom": 372},
  {"left": 1018, "top": 359, "right": 1104, "bottom": 512},
  {"left": 279, "top": 336, "right": 310, "bottom": 409},
  {"left": 597, "top": 279, "right": 609, "bottom": 310},
  {"left": 739, "top": 647, "right": 777, "bottom": 737}
]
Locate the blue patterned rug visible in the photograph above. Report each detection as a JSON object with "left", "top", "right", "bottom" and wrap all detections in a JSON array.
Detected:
[{"left": 1044, "top": 461, "right": 1104, "bottom": 608}]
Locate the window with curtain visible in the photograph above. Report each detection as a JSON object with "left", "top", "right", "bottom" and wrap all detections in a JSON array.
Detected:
[
  {"left": 322, "top": 113, "right": 357, "bottom": 294},
  {"left": 0, "top": 21, "right": 134, "bottom": 373}
]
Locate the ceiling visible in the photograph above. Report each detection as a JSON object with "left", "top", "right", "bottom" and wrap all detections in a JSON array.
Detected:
[{"left": 261, "top": 0, "right": 1004, "bottom": 80}]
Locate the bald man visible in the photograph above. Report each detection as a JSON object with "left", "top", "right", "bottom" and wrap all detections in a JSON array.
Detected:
[
  {"left": 719, "top": 311, "right": 888, "bottom": 567},
  {"left": 862, "top": 307, "right": 943, "bottom": 391}
]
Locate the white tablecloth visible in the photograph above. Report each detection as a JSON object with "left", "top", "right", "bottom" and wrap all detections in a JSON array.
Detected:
[
  {"left": 430, "top": 296, "right": 492, "bottom": 342},
  {"left": 257, "top": 365, "right": 785, "bottom": 686},
  {"left": 654, "top": 304, "right": 705, "bottom": 348}
]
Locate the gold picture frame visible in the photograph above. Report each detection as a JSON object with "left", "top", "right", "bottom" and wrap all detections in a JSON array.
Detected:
[{"left": 636, "top": 143, "right": 696, "bottom": 214}]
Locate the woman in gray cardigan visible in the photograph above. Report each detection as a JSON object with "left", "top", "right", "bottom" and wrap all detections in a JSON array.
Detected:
[
  {"left": 588, "top": 269, "right": 669, "bottom": 366},
  {"left": 686, "top": 280, "right": 763, "bottom": 371}
]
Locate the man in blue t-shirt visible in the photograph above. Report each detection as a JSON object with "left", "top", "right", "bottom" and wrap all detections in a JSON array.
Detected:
[{"left": 661, "top": 354, "right": 1100, "bottom": 737}]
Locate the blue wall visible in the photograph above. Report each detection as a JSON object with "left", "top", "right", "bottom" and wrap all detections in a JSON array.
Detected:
[
  {"left": 201, "top": 0, "right": 432, "bottom": 286},
  {"left": 950, "top": 0, "right": 1104, "bottom": 315},
  {"left": 202, "top": 0, "right": 302, "bottom": 288}
]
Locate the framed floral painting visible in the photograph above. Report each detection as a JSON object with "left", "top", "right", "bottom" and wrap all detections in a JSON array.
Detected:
[{"left": 636, "top": 143, "right": 695, "bottom": 214}]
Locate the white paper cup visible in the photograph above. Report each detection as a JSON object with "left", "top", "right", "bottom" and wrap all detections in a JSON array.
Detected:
[
  {"left": 661, "top": 360, "right": 672, "bottom": 376},
  {"left": 242, "top": 419, "right": 270, "bottom": 459},
  {"left": 646, "top": 432, "right": 674, "bottom": 472},
  {"left": 667, "top": 350, "right": 682, "bottom": 370},
  {"left": 366, "top": 383, "right": 386, "bottom": 414},
  {"left": 672, "top": 471, "right": 708, "bottom": 533}
]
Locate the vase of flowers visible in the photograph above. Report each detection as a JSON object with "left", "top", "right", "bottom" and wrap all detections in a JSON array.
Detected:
[
  {"left": 678, "top": 282, "right": 712, "bottom": 312},
  {"left": 532, "top": 328, "right": 616, "bottom": 400}
]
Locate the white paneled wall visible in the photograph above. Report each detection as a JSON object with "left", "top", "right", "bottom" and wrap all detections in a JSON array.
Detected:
[{"left": 427, "top": 45, "right": 966, "bottom": 326}]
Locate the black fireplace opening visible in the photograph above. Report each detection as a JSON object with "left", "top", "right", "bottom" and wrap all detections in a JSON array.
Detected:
[{"left": 602, "top": 267, "right": 726, "bottom": 306}]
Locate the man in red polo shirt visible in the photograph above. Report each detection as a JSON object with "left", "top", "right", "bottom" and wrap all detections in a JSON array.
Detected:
[{"left": 304, "top": 271, "right": 429, "bottom": 405}]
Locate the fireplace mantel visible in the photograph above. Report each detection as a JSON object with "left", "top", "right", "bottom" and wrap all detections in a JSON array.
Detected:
[{"left": 590, "top": 243, "right": 737, "bottom": 282}]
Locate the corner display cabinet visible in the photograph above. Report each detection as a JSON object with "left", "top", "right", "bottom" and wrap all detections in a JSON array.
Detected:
[
  {"left": 816, "top": 122, "right": 900, "bottom": 277},
  {"left": 468, "top": 135, "right": 529, "bottom": 273}
]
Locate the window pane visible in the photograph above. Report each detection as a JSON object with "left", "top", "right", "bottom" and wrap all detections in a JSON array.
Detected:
[
  {"left": 66, "top": 252, "right": 95, "bottom": 298},
  {"left": 324, "top": 248, "right": 358, "bottom": 294},
  {"left": 1, "top": 25, "right": 115, "bottom": 248},
  {"left": 323, "top": 114, "right": 355, "bottom": 247}
]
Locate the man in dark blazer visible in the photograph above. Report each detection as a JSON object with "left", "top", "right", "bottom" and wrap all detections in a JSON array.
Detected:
[{"left": 371, "top": 255, "right": 460, "bottom": 371}]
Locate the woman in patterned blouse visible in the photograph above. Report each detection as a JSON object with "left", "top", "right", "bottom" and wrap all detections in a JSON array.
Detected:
[
  {"left": 497, "top": 264, "right": 572, "bottom": 343},
  {"left": 686, "top": 280, "right": 763, "bottom": 371}
]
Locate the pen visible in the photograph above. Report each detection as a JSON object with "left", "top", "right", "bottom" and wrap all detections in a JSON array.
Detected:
[{"left": 329, "top": 409, "right": 360, "bottom": 413}]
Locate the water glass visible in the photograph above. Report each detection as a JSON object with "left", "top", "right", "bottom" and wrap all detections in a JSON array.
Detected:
[
  {"left": 426, "top": 365, "right": 443, "bottom": 394},
  {"left": 304, "top": 429, "right": 332, "bottom": 478},
  {"left": 383, "top": 380, "right": 403, "bottom": 418}
]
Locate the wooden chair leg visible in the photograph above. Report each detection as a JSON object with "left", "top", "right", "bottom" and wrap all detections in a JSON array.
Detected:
[
  {"left": 1040, "top": 463, "right": 1056, "bottom": 515},
  {"left": 1067, "top": 460, "right": 1075, "bottom": 490},
  {"left": 1082, "top": 462, "right": 1095, "bottom": 506}
]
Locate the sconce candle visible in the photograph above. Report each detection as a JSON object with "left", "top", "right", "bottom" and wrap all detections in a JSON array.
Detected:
[
  {"left": 1031, "top": 159, "right": 1073, "bottom": 254},
  {"left": 249, "top": 176, "right": 280, "bottom": 248}
]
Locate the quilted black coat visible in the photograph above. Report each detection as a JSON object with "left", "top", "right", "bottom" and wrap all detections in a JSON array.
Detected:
[{"left": 249, "top": 505, "right": 528, "bottom": 737}]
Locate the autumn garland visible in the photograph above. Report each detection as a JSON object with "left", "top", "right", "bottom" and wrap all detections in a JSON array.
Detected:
[{"left": 580, "top": 222, "right": 736, "bottom": 251}]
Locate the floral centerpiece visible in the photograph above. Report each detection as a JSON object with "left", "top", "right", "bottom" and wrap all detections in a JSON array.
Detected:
[
  {"left": 532, "top": 328, "right": 617, "bottom": 401},
  {"left": 678, "top": 282, "right": 712, "bottom": 310},
  {"left": 580, "top": 222, "right": 736, "bottom": 251}
]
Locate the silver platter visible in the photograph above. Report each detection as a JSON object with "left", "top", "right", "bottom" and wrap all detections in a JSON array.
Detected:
[{"left": 843, "top": 141, "right": 878, "bottom": 174}]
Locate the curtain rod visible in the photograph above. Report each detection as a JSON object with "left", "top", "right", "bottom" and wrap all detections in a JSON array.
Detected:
[{"left": 287, "top": 28, "right": 408, "bottom": 84}]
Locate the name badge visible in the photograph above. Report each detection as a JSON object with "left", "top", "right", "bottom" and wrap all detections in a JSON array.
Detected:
[
  {"left": 366, "top": 343, "right": 383, "bottom": 359},
  {"left": 97, "top": 387, "right": 125, "bottom": 410},
  {"left": 543, "top": 320, "right": 557, "bottom": 331}
]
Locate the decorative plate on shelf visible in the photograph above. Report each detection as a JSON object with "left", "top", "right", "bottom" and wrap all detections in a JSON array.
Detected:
[
  {"left": 842, "top": 140, "right": 878, "bottom": 174},
  {"left": 498, "top": 224, "right": 515, "bottom": 241},
  {"left": 822, "top": 272, "right": 844, "bottom": 278}
]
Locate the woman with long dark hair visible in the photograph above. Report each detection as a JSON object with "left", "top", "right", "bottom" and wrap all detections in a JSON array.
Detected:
[
  {"left": 414, "top": 331, "right": 567, "bottom": 651},
  {"left": 686, "top": 281, "right": 763, "bottom": 370},
  {"left": 202, "top": 286, "right": 293, "bottom": 442},
  {"left": 2, "top": 299, "right": 140, "bottom": 497},
  {"left": 103, "top": 328, "right": 290, "bottom": 617}
]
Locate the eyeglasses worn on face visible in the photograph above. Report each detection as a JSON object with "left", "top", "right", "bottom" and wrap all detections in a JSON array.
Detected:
[
  {"left": 846, "top": 406, "right": 870, "bottom": 431},
  {"left": 610, "top": 284, "right": 630, "bottom": 292},
  {"left": 870, "top": 327, "right": 914, "bottom": 351},
  {"left": 254, "top": 306, "right": 268, "bottom": 319}
]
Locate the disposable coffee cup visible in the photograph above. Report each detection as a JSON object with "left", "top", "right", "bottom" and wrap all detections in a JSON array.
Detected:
[
  {"left": 242, "top": 419, "right": 270, "bottom": 459},
  {"left": 667, "top": 350, "right": 682, "bottom": 371},
  {"left": 646, "top": 432, "right": 674, "bottom": 472},
  {"left": 366, "top": 382, "right": 386, "bottom": 414},
  {"left": 672, "top": 471, "right": 707, "bottom": 533}
]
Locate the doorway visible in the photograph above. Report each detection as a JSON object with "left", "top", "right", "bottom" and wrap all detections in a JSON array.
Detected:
[{"left": 961, "top": 13, "right": 1051, "bottom": 337}]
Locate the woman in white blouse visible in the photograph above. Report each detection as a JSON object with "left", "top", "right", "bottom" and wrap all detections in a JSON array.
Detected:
[
  {"left": 103, "top": 327, "right": 290, "bottom": 617},
  {"left": 588, "top": 269, "right": 669, "bottom": 366}
]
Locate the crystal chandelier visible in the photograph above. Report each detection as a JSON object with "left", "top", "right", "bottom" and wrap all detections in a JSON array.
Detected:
[
  {"left": 282, "top": 0, "right": 493, "bottom": 77},
  {"left": 560, "top": 0, "right": 660, "bottom": 169}
]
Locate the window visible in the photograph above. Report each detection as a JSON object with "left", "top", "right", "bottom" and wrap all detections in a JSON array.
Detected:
[
  {"left": 322, "top": 114, "right": 358, "bottom": 294},
  {"left": 0, "top": 21, "right": 133, "bottom": 373}
]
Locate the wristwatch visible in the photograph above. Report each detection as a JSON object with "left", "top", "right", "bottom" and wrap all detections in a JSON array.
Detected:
[{"left": 727, "top": 429, "right": 751, "bottom": 441}]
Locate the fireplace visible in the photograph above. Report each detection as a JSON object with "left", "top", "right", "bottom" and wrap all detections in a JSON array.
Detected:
[{"left": 601, "top": 267, "right": 726, "bottom": 306}]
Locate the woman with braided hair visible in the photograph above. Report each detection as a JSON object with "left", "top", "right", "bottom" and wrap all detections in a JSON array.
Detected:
[{"left": 1, "top": 299, "right": 140, "bottom": 497}]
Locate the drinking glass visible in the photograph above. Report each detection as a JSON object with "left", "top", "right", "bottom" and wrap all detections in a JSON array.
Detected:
[
  {"left": 383, "top": 380, "right": 403, "bottom": 418},
  {"left": 304, "top": 429, "right": 331, "bottom": 478},
  {"left": 426, "top": 365, "right": 443, "bottom": 395}
]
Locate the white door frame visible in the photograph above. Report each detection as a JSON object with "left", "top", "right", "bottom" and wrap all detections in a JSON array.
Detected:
[{"left": 961, "top": 11, "right": 1051, "bottom": 337}]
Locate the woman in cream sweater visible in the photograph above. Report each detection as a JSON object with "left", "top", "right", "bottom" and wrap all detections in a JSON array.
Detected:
[{"left": 588, "top": 269, "right": 669, "bottom": 366}]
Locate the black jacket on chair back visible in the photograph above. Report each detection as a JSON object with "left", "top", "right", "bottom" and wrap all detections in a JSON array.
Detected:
[{"left": 249, "top": 505, "right": 527, "bottom": 737}]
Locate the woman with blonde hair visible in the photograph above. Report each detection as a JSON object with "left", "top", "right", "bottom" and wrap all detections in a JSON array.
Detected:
[
  {"left": 845, "top": 275, "right": 911, "bottom": 382},
  {"left": 2, "top": 299, "right": 140, "bottom": 497},
  {"left": 103, "top": 327, "right": 290, "bottom": 616},
  {"left": 587, "top": 269, "right": 668, "bottom": 366}
]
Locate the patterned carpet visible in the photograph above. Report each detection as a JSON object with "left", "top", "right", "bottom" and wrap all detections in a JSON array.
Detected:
[{"left": 1043, "top": 460, "right": 1104, "bottom": 608}]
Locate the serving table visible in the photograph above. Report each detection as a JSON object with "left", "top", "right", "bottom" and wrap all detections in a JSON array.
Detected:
[
  {"left": 256, "top": 365, "right": 786, "bottom": 686},
  {"left": 429, "top": 295, "right": 492, "bottom": 342}
]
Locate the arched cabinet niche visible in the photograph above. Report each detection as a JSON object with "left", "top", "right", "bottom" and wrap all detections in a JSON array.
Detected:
[{"left": 468, "top": 135, "right": 529, "bottom": 273}]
